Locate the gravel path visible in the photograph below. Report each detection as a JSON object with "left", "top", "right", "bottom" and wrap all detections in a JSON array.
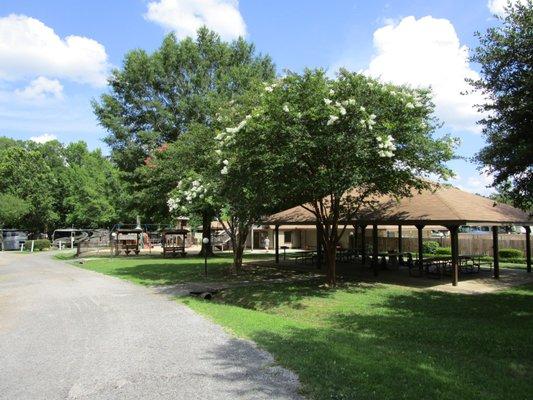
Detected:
[{"left": 0, "top": 252, "right": 302, "bottom": 400}]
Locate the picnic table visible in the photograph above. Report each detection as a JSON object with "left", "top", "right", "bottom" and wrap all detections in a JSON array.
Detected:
[
  {"left": 287, "top": 250, "right": 316, "bottom": 264},
  {"left": 422, "top": 254, "right": 488, "bottom": 278}
]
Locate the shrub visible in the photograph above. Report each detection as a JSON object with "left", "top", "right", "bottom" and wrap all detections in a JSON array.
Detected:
[
  {"left": 435, "top": 247, "right": 452, "bottom": 255},
  {"left": 31, "top": 239, "right": 51, "bottom": 251},
  {"left": 498, "top": 248, "right": 523, "bottom": 259},
  {"left": 422, "top": 241, "right": 440, "bottom": 254}
]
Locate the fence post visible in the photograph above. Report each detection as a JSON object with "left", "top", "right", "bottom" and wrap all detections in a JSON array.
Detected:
[{"left": 31, "top": 240, "right": 34, "bottom": 252}]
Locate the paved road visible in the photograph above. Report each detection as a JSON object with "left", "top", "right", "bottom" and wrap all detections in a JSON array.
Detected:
[{"left": 0, "top": 252, "right": 301, "bottom": 400}]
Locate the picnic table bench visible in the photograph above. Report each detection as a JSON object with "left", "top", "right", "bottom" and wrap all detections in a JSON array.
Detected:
[{"left": 286, "top": 251, "right": 316, "bottom": 264}]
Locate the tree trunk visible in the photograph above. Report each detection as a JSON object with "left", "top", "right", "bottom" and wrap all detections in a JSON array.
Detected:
[
  {"left": 233, "top": 242, "right": 245, "bottom": 273},
  {"left": 324, "top": 241, "right": 337, "bottom": 286},
  {"left": 199, "top": 210, "right": 214, "bottom": 256}
]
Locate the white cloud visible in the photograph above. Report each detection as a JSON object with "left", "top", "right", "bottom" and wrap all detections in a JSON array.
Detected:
[
  {"left": 30, "top": 133, "right": 57, "bottom": 143},
  {"left": 145, "top": 0, "right": 246, "bottom": 40},
  {"left": 14, "top": 77, "right": 63, "bottom": 101},
  {"left": 360, "top": 16, "right": 485, "bottom": 133},
  {"left": 450, "top": 169, "right": 494, "bottom": 196},
  {"left": 0, "top": 14, "right": 110, "bottom": 87},
  {"left": 488, "top": 0, "right": 528, "bottom": 17}
]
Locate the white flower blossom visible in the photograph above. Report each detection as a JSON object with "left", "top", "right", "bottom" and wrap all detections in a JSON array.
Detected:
[
  {"left": 222, "top": 159, "right": 229, "bottom": 166},
  {"left": 347, "top": 98, "right": 356, "bottom": 105},
  {"left": 338, "top": 106, "right": 346, "bottom": 116},
  {"left": 327, "top": 115, "right": 339, "bottom": 125},
  {"left": 215, "top": 149, "right": 222, "bottom": 155},
  {"left": 324, "top": 98, "right": 332, "bottom": 105},
  {"left": 377, "top": 135, "right": 396, "bottom": 158},
  {"left": 283, "top": 104, "right": 290, "bottom": 112},
  {"left": 406, "top": 102, "right": 415, "bottom": 109},
  {"left": 360, "top": 106, "right": 366, "bottom": 112},
  {"left": 265, "top": 86, "right": 274, "bottom": 92},
  {"left": 329, "top": 89, "right": 335, "bottom": 95},
  {"left": 220, "top": 166, "right": 228, "bottom": 175}
]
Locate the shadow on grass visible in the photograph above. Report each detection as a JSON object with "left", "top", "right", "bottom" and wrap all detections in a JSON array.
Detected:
[
  {"left": 206, "top": 284, "right": 533, "bottom": 400},
  {"left": 215, "top": 281, "right": 373, "bottom": 311},
  {"left": 108, "top": 261, "right": 317, "bottom": 286}
]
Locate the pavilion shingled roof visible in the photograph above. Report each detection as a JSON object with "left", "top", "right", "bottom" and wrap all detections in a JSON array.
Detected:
[{"left": 263, "top": 185, "right": 531, "bottom": 226}]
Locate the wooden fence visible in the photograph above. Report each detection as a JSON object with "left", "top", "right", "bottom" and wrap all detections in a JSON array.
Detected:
[{"left": 362, "top": 234, "right": 530, "bottom": 256}]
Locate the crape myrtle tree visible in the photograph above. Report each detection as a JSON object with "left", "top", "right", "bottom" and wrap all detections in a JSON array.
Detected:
[
  {"left": 93, "top": 28, "right": 275, "bottom": 248},
  {"left": 236, "top": 69, "right": 455, "bottom": 285},
  {"left": 470, "top": 0, "right": 533, "bottom": 211},
  {"left": 167, "top": 90, "right": 279, "bottom": 272}
]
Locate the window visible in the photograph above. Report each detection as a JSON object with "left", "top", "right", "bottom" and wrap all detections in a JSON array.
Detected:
[{"left": 284, "top": 231, "right": 292, "bottom": 243}]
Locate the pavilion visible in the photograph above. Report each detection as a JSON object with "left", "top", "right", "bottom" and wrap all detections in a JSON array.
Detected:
[{"left": 263, "top": 185, "right": 532, "bottom": 286}]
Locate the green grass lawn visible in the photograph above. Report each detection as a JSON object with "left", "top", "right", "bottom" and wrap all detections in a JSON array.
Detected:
[
  {"left": 184, "top": 281, "right": 533, "bottom": 400},
  {"left": 60, "top": 253, "right": 532, "bottom": 399},
  {"left": 60, "top": 252, "right": 311, "bottom": 286}
]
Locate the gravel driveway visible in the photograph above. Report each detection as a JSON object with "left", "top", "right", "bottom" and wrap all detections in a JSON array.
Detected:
[{"left": 0, "top": 252, "right": 302, "bottom": 399}]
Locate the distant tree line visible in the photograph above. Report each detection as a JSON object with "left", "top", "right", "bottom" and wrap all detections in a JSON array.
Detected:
[{"left": 0, "top": 137, "right": 129, "bottom": 233}]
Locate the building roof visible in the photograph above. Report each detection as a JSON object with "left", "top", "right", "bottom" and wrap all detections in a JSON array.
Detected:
[{"left": 263, "top": 185, "right": 531, "bottom": 227}]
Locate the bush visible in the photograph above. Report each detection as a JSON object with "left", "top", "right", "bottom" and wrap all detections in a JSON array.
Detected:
[
  {"left": 31, "top": 239, "right": 51, "bottom": 251},
  {"left": 435, "top": 247, "right": 452, "bottom": 255},
  {"left": 422, "top": 241, "right": 440, "bottom": 254},
  {"left": 498, "top": 248, "right": 523, "bottom": 259}
]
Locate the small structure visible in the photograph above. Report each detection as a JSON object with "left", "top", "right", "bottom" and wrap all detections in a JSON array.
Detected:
[
  {"left": 162, "top": 217, "right": 189, "bottom": 257},
  {"left": 263, "top": 184, "right": 532, "bottom": 286},
  {"left": 52, "top": 228, "right": 91, "bottom": 248},
  {"left": 0, "top": 229, "right": 28, "bottom": 251},
  {"left": 161, "top": 229, "right": 188, "bottom": 257},
  {"left": 114, "top": 227, "right": 143, "bottom": 256}
]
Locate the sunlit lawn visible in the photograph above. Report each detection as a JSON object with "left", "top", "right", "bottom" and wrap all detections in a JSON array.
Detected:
[
  {"left": 59, "top": 252, "right": 533, "bottom": 399},
  {"left": 185, "top": 281, "right": 533, "bottom": 400}
]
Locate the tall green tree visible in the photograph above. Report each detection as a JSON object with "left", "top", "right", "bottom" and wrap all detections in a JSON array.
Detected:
[
  {"left": 0, "top": 137, "right": 127, "bottom": 233},
  {"left": 0, "top": 193, "right": 29, "bottom": 227},
  {"left": 61, "top": 142, "right": 126, "bottom": 228},
  {"left": 0, "top": 145, "right": 59, "bottom": 232},
  {"left": 470, "top": 0, "right": 533, "bottom": 211},
  {"left": 93, "top": 28, "right": 275, "bottom": 242}
]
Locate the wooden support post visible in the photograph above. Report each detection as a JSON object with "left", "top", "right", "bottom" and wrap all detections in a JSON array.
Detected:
[
  {"left": 492, "top": 226, "right": 499, "bottom": 279},
  {"left": 361, "top": 224, "right": 367, "bottom": 265},
  {"left": 525, "top": 226, "right": 531, "bottom": 273},
  {"left": 275, "top": 225, "right": 280, "bottom": 264},
  {"left": 316, "top": 223, "right": 322, "bottom": 270},
  {"left": 398, "top": 225, "right": 403, "bottom": 253},
  {"left": 372, "top": 224, "right": 379, "bottom": 276},
  {"left": 353, "top": 225, "right": 358, "bottom": 251},
  {"left": 250, "top": 225, "right": 254, "bottom": 251},
  {"left": 416, "top": 224, "right": 424, "bottom": 273},
  {"left": 449, "top": 225, "right": 459, "bottom": 286}
]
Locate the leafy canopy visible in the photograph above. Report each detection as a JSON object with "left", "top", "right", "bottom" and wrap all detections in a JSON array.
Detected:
[
  {"left": 470, "top": 0, "right": 533, "bottom": 211},
  {"left": 94, "top": 27, "right": 275, "bottom": 223}
]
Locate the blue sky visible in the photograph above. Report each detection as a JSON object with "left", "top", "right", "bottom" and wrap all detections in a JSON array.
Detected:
[{"left": 0, "top": 0, "right": 516, "bottom": 194}]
